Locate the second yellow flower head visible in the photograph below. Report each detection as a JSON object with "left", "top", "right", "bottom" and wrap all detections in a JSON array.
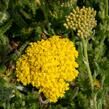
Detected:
[{"left": 64, "top": 7, "right": 97, "bottom": 38}]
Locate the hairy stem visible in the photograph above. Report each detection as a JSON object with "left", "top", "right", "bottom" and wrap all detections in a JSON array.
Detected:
[
  {"left": 81, "top": 37, "right": 98, "bottom": 108},
  {"left": 81, "top": 37, "right": 94, "bottom": 91}
]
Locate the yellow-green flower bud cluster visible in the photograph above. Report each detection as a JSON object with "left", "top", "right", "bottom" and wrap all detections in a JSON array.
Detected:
[
  {"left": 64, "top": 7, "right": 97, "bottom": 38},
  {"left": 16, "top": 36, "right": 79, "bottom": 102}
]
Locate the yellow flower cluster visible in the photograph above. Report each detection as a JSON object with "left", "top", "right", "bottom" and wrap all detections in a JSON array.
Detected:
[
  {"left": 64, "top": 7, "right": 97, "bottom": 38},
  {"left": 16, "top": 36, "right": 79, "bottom": 102}
]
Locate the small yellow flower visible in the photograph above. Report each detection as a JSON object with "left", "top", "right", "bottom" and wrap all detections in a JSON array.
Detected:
[
  {"left": 64, "top": 6, "right": 97, "bottom": 38},
  {"left": 94, "top": 79, "right": 101, "bottom": 89},
  {"left": 16, "top": 36, "right": 79, "bottom": 102}
]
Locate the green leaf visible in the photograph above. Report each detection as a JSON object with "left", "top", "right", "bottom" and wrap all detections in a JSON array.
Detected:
[
  {"left": 0, "top": 20, "right": 12, "bottom": 35},
  {"left": 11, "top": 10, "right": 28, "bottom": 28},
  {"left": 0, "top": 64, "right": 6, "bottom": 73},
  {"left": 0, "top": 86, "right": 13, "bottom": 102},
  {"left": 0, "top": 77, "right": 6, "bottom": 87}
]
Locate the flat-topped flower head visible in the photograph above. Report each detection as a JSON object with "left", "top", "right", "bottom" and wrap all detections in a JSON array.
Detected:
[
  {"left": 16, "top": 36, "right": 79, "bottom": 102},
  {"left": 64, "top": 7, "right": 97, "bottom": 38}
]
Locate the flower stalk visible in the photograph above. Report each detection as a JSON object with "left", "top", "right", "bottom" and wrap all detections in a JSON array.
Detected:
[
  {"left": 81, "top": 37, "right": 99, "bottom": 109},
  {"left": 81, "top": 37, "right": 94, "bottom": 91}
]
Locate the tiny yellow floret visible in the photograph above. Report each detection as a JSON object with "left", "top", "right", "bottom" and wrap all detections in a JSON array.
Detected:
[{"left": 16, "top": 36, "right": 79, "bottom": 102}]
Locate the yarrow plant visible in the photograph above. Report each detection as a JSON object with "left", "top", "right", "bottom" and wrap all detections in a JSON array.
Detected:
[
  {"left": 16, "top": 36, "right": 79, "bottom": 103},
  {"left": 64, "top": 6, "right": 98, "bottom": 108},
  {"left": 64, "top": 6, "right": 97, "bottom": 91},
  {"left": 64, "top": 6, "right": 97, "bottom": 38}
]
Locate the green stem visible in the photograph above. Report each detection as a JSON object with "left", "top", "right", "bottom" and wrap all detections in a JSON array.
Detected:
[
  {"left": 40, "top": 0, "right": 49, "bottom": 24},
  {"left": 93, "top": 94, "right": 97, "bottom": 109},
  {"left": 81, "top": 37, "right": 94, "bottom": 91},
  {"left": 105, "top": 0, "right": 108, "bottom": 18},
  {"left": 81, "top": 37, "right": 97, "bottom": 108}
]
